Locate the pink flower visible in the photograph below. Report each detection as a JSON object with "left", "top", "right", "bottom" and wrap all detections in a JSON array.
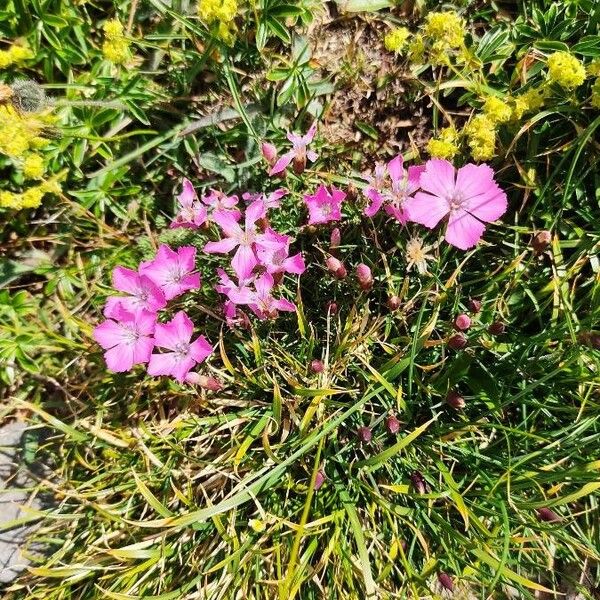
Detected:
[
  {"left": 93, "top": 306, "right": 155, "bottom": 373},
  {"left": 246, "top": 273, "right": 296, "bottom": 320},
  {"left": 103, "top": 266, "right": 166, "bottom": 318},
  {"left": 140, "top": 244, "right": 201, "bottom": 301},
  {"left": 304, "top": 184, "right": 346, "bottom": 225},
  {"left": 215, "top": 268, "right": 255, "bottom": 304},
  {"left": 204, "top": 201, "right": 266, "bottom": 279},
  {"left": 256, "top": 228, "right": 305, "bottom": 275},
  {"left": 171, "top": 178, "right": 208, "bottom": 229},
  {"left": 269, "top": 123, "right": 318, "bottom": 176},
  {"left": 404, "top": 159, "right": 508, "bottom": 250},
  {"left": 364, "top": 155, "right": 424, "bottom": 224},
  {"left": 202, "top": 189, "right": 241, "bottom": 220},
  {"left": 242, "top": 189, "right": 287, "bottom": 211},
  {"left": 261, "top": 142, "right": 278, "bottom": 166},
  {"left": 147, "top": 311, "right": 212, "bottom": 383}
]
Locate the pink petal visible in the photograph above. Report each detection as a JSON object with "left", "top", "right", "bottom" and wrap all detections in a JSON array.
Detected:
[
  {"left": 104, "top": 343, "right": 135, "bottom": 372},
  {"left": 177, "top": 246, "right": 197, "bottom": 272},
  {"left": 112, "top": 266, "right": 140, "bottom": 295},
  {"left": 404, "top": 192, "right": 449, "bottom": 228},
  {"left": 274, "top": 298, "right": 296, "bottom": 312},
  {"left": 364, "top": 189, "right": 384, "bottom": 217},
  {"left": 407, "top": 165, "right": 426, "bottom": 188},
  {"left": 303, "top": 122, "right": 317, "bottom": 143},
  {"left": 147, "top": 352, "right": 179, "bottom": 377},
  {"left": 385, "top": 204, "right": 409, "bottom": 225},
  {"left": 204, "top": 238, "right": 238, "bottom": 254},
  {"left": 212, "top": 210, "right": 243, "bottom": 237},
  {"left": 178, "top": 178, "right": 197, "bottom": 207},
  {"left": 269, "top": 151, "right": 294, "bottom": 176},
  {"left": 103, "top": 296, "right": 129, "bottom": 319},
  {"left": 189, "top": 335, "right": 213, "bottom": 363},
  {"left": 387, "top": 155, "right": 405, "bottom": 183},
  {"left": 136, "top": 310, "right": 157, "bottom": 336},
  {"left": 419, "top": 159, "right": 456, "bottom": 199},
  {"left": 171, "top": 356, "right": 196, "bottom": 383},
  {"left": 93, "top": 320, "right": 125, "bottom": 349},
  {"left": 445, "top": 210, "right": 486, "bottom": 250},
  {"left": 232, "top": 245, "right": 258, "bottom": 280},
  {"left": 283, "top": 253, "right": 305, "bottom": 274},
  {"left": 132, "top": 336, "right": 155, "bottom": 364},
  {"left": 255, "top": 273, "right": 275, "bottom": 295},
  {"left": 306, "top": 150, "right": 318, "bottom": 163},
  {"left": 454, "top": 164, "right": 496, "bottom": 199},
  {"left": 245, "top": 200, "right": 266, "bottom": 229},
  {"left": 154, "top": 322, "right": 181, "bottom": 351},
  {"left": 172, "top": 311, "right": 193, "bottom": 343}
]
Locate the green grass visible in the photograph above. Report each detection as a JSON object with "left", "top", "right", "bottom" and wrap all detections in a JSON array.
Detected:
[{"left": 1, "top": 0, "right": 600, "bottom": 598}]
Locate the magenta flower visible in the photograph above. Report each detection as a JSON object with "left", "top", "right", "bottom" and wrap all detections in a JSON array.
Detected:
[
  {"left": 202, "top": 189, "right": 241, "bottom": 221},
  {"left": 140, "top": 244, "right": 201, "bottom": 301},
  {"left": 269, "top": 122, "right": 318, "bottom": 176},
  {"left": 247, "top": 273, "right": 296, "bottom": 320},
  {"left": 364, "top": 155, "right": 424, "bottom": 224},
  {"left": 215, "top": 268, "right": 255, "bottom": 304},
  {"left": 242, "top": 188, "right": 287, "bottom": 211},
  {"left": 171, "top": 178, "right": 208, "bottom": 229},
  {"left": 404, "top": 159, "right": 508, "bottom": 250},
  {"left": 204, "top": 201, "right": 266, "bottom": 279},
  {"left": 147, "top": 311, "right": 212, "bottom": 383},
  {"left": 103, "top": 266, "right": 166, "bottom": 318},
  {"left": 93, "top": 306, "right": 155, "bottom": 373},
  {"left": 304, "top": 184, "right": 346, "bottom": 225},
  {"left": 256, "top": 228, "right": 305, "bottom": 275}
]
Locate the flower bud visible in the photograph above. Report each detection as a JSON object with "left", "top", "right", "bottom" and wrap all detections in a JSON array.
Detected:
[
  {"left": 448, "top": 333, "right": 468, "bottom": 350},
  {"left": 356, "top": 263, "right": 373, "bottom": 291},
  {"left": 357, "top": 426, "right": 372, "bottom": 443},
  {"left": 185, "top": 373, "right": 222, "bottom": 391},
  {"left": 386, "top": 414, "right": 401, "bottom": 434},
  {"left": 387, "top": 295, "right": 401, "bottom": 311},
  {"left": 326, "top": 256, "right": 347, "bottom": 279},
  {"left": 488, "top": 321, "right": 506, "bottom": 335},
  {"left": 314, "top": 469, "right": 326, "bottom": 490},
  {"left": 330, "top": 227, "right": 341, "bottom": 249},
  {"left": 537, "top": 507, "right": 561, "bottom": 523},
  {"left": 454, "top": 313, "right": 471, "bottom": 331},
  {"left": 410, "top": 471, "right": 427, "bottom": 494},
  {"left": 293, "top": 154, "right": 306, "bottom": 175},
  {"left": 437, "top": 571, "right": 454, "bottom": 591},
  {"left": 468, "top": 298, "right": 482, "bottom": 313},
  {"left": 446, "top": 390, "right": 465, "bottom": 409},
  {"left": 310, "top": 359, "right": 324, "bottom": 373},
  {"left": 261, "top": 142, "right": 277, "bottom": 165},
  {"left": 327, "top": 301, "right": 338, "bottom": 315},
  {"left": 532, "top": 230, "right": 551, "bottom": 254}
]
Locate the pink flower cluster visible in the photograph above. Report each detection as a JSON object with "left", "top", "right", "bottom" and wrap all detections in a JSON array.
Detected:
[
  {"left": 93, "top": 244, "right": 212, "bottom": 381},
  {"left": 362, "top": 156, "right": 508, "bottom": 251}
]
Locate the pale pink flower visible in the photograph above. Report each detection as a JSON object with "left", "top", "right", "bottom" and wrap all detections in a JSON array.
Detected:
[
  {"left": 269, "top": 122, "right": 318, "bottom": 176},
  {"left": 261, "top": 142, "right": 278, "bottom": 166},
  {"left": 363, "top": 162, "right": 389, "bottom": 217},
  {"left": 147, "top": 311, "right": 212, "bottom": 383},
  {"left": 215, "top": 268, "right": 255, "bottom": 304},
  {"left": 171, "top": 178, "right": 208, "bottom": 229},
  {"left": 204, "top": 201, "right": 266, "bottom": 279},
  {"left": 246, "top": 273, "right": 296, "bottom": 320},
  {"left": 404, "top": 159, "right": 508, "bottom": 250},
  {"left": 242, "top": 189, "right": 287, "bottom": 211},
  {"left": 203, "top": 189, "right": 240, "bottom": 215},
  {"left": 140, "top": 244, "right": 201, "bottom": 301},
  {"left": 304, "top": 184, "right": 346, "bottom": 225},
  {"left": 93, "top": 306, "right": 155, "bottom": 373},
  {"left": 256, "top": 228, "right": 305, "bottom": 275},
  {"left": 103, "top": 266, "right": 166, "bottom": 318}
]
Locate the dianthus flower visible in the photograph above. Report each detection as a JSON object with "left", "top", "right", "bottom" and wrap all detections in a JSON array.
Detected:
[
  {"left": 104, "top": 266, "right": 167, "bottom": 318},
  {"left": 171, "top": 178, "right": 208, "bottom": 229},
  {"left": 304, "top": 184, "right": 345, "bottom": 225},
  {"left": 269, "top": 123, "right": 317, "bottom": 176},
  {"left": 547, "top": 51, "right": 586, "bottom": 89},
  {"left": 404, "top": 159, "right": 508, "bottom": 250}
]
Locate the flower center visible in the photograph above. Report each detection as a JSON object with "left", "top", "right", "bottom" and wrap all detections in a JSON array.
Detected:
[
  {"left": 239, "top": 231, "right": 255, "bottom": 246},
  {"left": 449, "top": 191, "right": 466, "bottom": 211},
  {"left": 174, "top": 341, "right": 190, "bottom": 358}
]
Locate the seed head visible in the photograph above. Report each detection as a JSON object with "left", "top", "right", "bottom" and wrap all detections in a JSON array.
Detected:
[
  {"left": 454, "top": 313, "right": 471, "bottom": 331},
  {"left": 448, "top": 333, "right": 468, "bottom": 350},
  {"left": 10, "top": 79, "right": 46, "bottom": 113},
  {"left": 261, "top": 142, "right": 277, "bottom": 165},
  {"left": 326, "top": 256, "right": 347, "bottom": 279},
  {"left": 310, "top": 359, "right": 324, "bottom": 374},
  {"left": 532, "top": 230, "right": 552, "bottom": 254},
  {"left": 387, "top": 295, "right": 401, "bottom": 311},
  {"left": 357, "top": 426, "right": 372, "bottom": 443},
  {"left": 386, "top": 414, "right": 401, "bottom": 434},
  {"left": 468, "top": 298, "right": 481, "bottom": 313}
]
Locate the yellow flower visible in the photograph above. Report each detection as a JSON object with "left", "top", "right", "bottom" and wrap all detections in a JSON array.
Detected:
[
  {"left": 0, "top": 44, "right": 33, "bottom": 68},
  {"left": 22, "top": 154, "right": 45, "bottom": 179},
  {"left": 21, "top": 186, "right": 44, "bottom": 208},
  {"left": 588, "top": 59, "right": 600, "bottom": 77},
  {"left": 41, "top": 178, "right": 62, "bottom": 195},
  {"left": 0, "top": 191, "right": 23, "bottom": 209},
  {"left": 482, "top": 96, "right": 512, "bottom": 124},
  {"left": 547, "top": 51, "right": 586, "bottom": 89},
  {"left": 102, "top": 39, "right": 130, "bottom": 64},
  {"left": 407, "top": 34, "right": 425, "bottom": 64},
  {"left": 384, "top": 27, "right": 410, "bottom": 53},
  {"left": 248, "top": 519, "right": 265, "bottom": 533},
  {"left": 198, "top": 0, "right": 238, "bottom": 23},
  {"left": 103, "top": 19, "right": 124, "bottom": 40},
  {"left": 424, "top": 12, "right": 465, "bottom": 49},
  {"left": 427, "top": 126, "right": 459, "bottom": 159},
  {"left": 465, "top": 114, "right": 496, "bottom": 161}
]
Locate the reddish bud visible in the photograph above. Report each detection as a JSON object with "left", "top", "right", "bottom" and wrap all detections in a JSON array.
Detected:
[
  {"left": 356, "top": 263, "right": 373, "bottom": 291},
  {"left": 293, "top": 155, "right": 306, "bottom": 175},
  {"left": 330, "top": 227, "right": 341, "bottom": 249},
  {"left": 410, "top": 471, "right": 427, "bottom": 494},
  {"left": 537, "top": 507, "right": 561, "bottom": 523},
  {"left": 326, "top": 256, "right": 347, "bottom": 279},
  {"left": 448, "top": 333, "right": 468, "bottom": 350},
  {"left": 532, "top": 230, "right": 552, "bottom": 254},
  {"left": 454, "top": 313, "right": 471, "bottom": 331},
  {"left": 310, "top": 359, "right": 324, "bottom": 373},
  {"left": 185, "top": 373, "right": 222, "bottom": 391},
  {"left": 387, "top": 295, "right": 401, "bottom": 311},
  {"left": 357, "top": 426, "right": 372, "bottom": 443},
  {"left": 437, "top": 571, "right": 454, "bottom": 591},
  {"left": 327, "top": 301, "right": 338, "bottom": 315},
  {"left": 261, "top": 142, "right": 277, "bottom": 165},
  {"left": 386, "top": 414, "right": 401, "bottom": 434},
  {"left": 488, "top": 321, "right": 506, "bottom": 335},
  {"left": 446, "top": 390, "right": 465, "bottom": 409},
  {"left": 314, "top": 469, "right": 326, "bottom": 490},
  {"left": 468, "top": 298, "right": 482, "bottom": 313}
]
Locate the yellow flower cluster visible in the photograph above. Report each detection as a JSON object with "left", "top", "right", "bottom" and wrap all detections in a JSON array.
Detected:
[
  {"left": 512, "top": 86, "right": 546, "bottom": 119},
  {"left": 102, "top": 19, "right": 131, "bottom": 65},
  {"left": 0, "top": 180, "right": 61, "bottom": 210},
  {"left": 0, "top": 44, "right": 33, "bottom": 69},
  {"left": 0, "top": 105, "right": 52, "bottom": 158},
  {"left": 198, "top": 0, "right": 238, "bottom": 43},
  {"left": 424, "top": 12, "right": 466, "bottom": 49},
  {"left": 546, "top": 51, "right": 586, "bottom": 89},
  {"left": 427, "top": 126, "right": 459, "bottom": 160},
  {"left": 384, "top": 27, "right": 410, "bottom": 53},
  {"left": 465, "top": 114, "right": 496, "bottom": 161},
  {"left": 23, "top": 153, "right": 45, "bottom": 179},
  {"left": 483, "top": 96, "right": 512, "bottom": 124}
]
